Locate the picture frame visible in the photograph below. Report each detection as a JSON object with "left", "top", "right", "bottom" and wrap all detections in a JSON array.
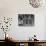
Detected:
[{"left": 18, "top": 14, "right": 34, "bottom": 26}]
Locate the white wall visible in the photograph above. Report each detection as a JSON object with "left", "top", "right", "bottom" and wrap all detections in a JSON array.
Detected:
[
  {"left": 44, "top": 15, "right": 46, "bottom": 40},
  {"left": 0, "top": 0, "right": 46, "bottom": 40}
]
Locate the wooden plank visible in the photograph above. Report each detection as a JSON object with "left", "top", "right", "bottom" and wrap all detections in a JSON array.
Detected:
[
  {"left": 43, "top": 43, "right": 46, "bottom": 46},
  {"left": 24, "top": 43, "right": 28, "bottom": 46}
]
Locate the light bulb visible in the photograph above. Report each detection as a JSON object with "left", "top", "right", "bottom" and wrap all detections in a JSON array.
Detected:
[{"left": 6, "top": 34, "right": 8, "bottom": 38}]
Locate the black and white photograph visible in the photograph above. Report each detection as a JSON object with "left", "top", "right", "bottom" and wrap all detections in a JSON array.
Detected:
[
  {"left": 18, "top": 14, "right": 34, "bottom": 26},
  {"left": 0, "top": 0, "right": 46, "bottom": 46}
]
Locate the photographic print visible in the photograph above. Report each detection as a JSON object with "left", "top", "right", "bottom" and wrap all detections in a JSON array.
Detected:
[{"left": 18, "top": 14, "right": 34, "bottom": 26}]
